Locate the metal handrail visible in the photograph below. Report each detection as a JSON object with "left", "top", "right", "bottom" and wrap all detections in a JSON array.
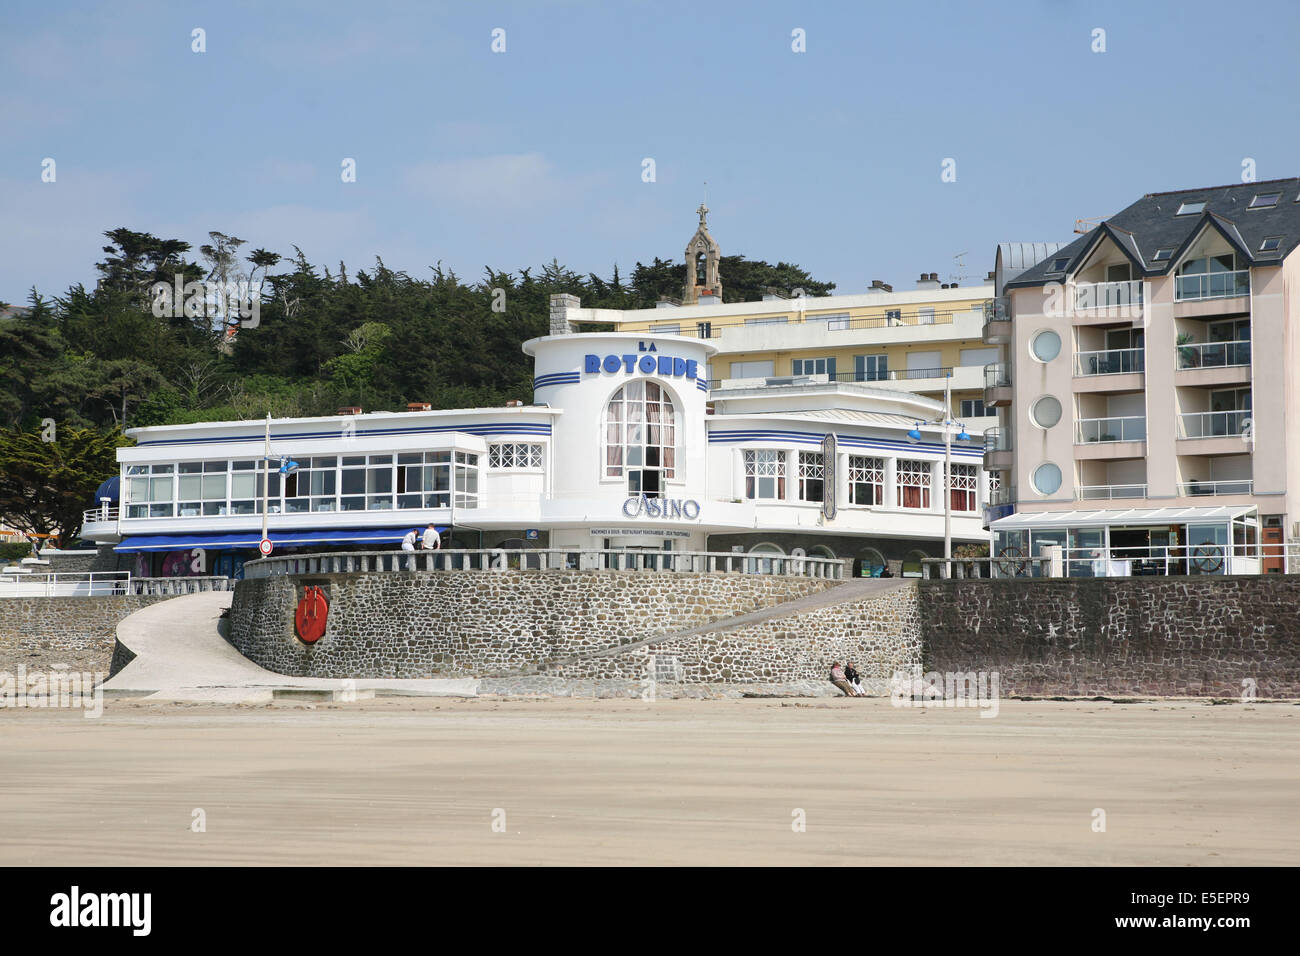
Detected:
[
  {"left": 1178, "top": 479, "right": 1254, "bottom": 496},
  {"left": 1176, "top": 410, "right": 1250, "bottom": 439},
  {"left": 241, "top": 548, "right": 847, "bottom": 580},
  {"left": 1074, "top": 348, "right": 1145, "bottom": 376},
  {"left": 1077, "top": 483, "right": 1148, "bottom": 500},
  {"left": 1176, "top": 340, "right": 1251, "bottom": 369},
  {"left": 0, "top": 571, "right": 131, "bottom": 597},
  {"left": 1175, "top": 270, "right": 1249, "bottom": 302},
  {"left": 1076, "top": 416, "right": 1146, "bottom": 443},
  {"left": 983, "top": 362, "right": 1010, "bottom": 388}
]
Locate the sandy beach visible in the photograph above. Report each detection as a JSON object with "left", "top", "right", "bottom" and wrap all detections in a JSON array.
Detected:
[{"left": 2, "top": 696, "right": 1297, "bottom": 866}]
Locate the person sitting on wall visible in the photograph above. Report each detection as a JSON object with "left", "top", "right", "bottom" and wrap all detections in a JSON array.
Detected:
[
  {"left": 844, "top": 661, "right": 867, "bottom": 696},
  {"left": 879, "top": 565, "right": 894, "bottom": 578},
  {"left": 401, "top": 528, "right": 419, "bottom": 570},
  {"left": 422, "top": 523, "right": 441, "bottom": 551},
  {"left": 829, "top": 662, "right": 858, "bottom": 697}
]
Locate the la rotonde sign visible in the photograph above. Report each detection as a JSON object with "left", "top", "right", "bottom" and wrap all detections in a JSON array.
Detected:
[{"left": 583, "top": 341, "right": 700, "bottom": 380}]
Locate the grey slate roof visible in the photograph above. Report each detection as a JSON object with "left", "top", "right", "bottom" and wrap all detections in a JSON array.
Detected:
[{"left": 1007, "top": 177, "right": 1300, "bottom": 290}]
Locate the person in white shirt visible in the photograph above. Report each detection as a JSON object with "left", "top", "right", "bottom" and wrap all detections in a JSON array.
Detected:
[
  {"left": 401, "top": 528, "right": 418, "bottom": 569},
  {"left": 421, "top": 524, "right": 441, "bottom": 551}
]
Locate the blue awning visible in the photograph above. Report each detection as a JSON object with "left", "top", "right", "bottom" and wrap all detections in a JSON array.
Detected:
[
  {"left": 115, "top": 526, "right": 445, "bottom": 553},
  {"left": 94, "top": 476, "right": 120, "bottom": 504}
]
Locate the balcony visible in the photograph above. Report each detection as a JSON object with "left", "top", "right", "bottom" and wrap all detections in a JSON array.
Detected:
[
  {"left": 1177, "top": 410, "right": 1250, "bottom": 440},
  {"left": 983, "top": 426, "right": 1012, "bottom": 470},
  {"left": 1176, "top": 340, "right": 1250, "bottom": 369},
  {"left": 1178, "top": 478, "right": 1254, "bottom": 496},
  {"left": 1072, "top": 280, "right": 1145, "bottom": 322},
  {"left": 982, "top": 297, "right": 1011, "bottom": 344},
  {"left": 983, "top": 362, "right": 1012, "bottom": 407},
  {"left": 1074, "top": 347, "right": 1145, "bottom": 377},
  {"left": 1077, "top": 483, "right": 1148, "bottom": 500},
  {"left": 1075, "top": 416, "right": 1147, "bottom": 444},
  {"left": 1175, "top": 270, "right": 1250, "bottom": 302}
]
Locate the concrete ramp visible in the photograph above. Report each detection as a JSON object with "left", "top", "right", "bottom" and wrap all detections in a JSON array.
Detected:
[{"left": 103, "top": 591, "right": 478, "bottom": 702}]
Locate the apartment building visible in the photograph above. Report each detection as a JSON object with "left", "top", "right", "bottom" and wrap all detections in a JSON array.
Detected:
[{"left": 986, "top": 178, "right": 1300, "bottom": 575}]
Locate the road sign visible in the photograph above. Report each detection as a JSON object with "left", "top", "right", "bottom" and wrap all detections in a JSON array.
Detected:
[{"left": 259, "top": 537, "right": 273, "bottom": 556}]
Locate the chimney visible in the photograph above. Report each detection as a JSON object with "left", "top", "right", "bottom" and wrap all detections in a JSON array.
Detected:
[
  {"left": 549, "top": 293, "right": 580, "bottom": 335},
  {"left": 916, "top": 272, "right": 941, "bottom": 290},
  {"left": 869, "top": 279, "right": 893, "bottom": 293},
  {"left": 337, "top": 405, "right": 362, "bottom": 415},
  {"left": 698, "top": 290, "right": 720, "bottom": 305},
  {"left": 406, "top": 402, "right": 431, "bottom": 412},
  {"left": 505, "top": 400, "right": 524, "bottom": 408},
  {"left": 986, "top": 270, "right": 996, "bottom": 281}
]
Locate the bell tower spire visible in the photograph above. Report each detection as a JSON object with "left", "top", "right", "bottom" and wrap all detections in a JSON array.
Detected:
[{"left": 683, "top": 200, "right": 721, "bottom": 305}]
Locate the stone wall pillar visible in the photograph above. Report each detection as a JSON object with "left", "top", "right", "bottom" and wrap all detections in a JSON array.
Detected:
[{"left": 549, "top": 293, "right": 580, "bottom": 336}]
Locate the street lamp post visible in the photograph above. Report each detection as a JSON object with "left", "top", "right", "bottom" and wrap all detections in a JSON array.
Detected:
[
  {"left": 908, "top": 372, "right": 971, "bottom": 578},
  {"left": 259, "top": 412, "right": 299, "bottom": 549}
]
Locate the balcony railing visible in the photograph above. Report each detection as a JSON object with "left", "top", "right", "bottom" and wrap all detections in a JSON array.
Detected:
[
  {"left": 1078, "top": 483, "right": 1148, "bottom": 500},
  {"left": 82, "top": 506, "right": 119, "bottom": 526},
  {"left": 1175, "top": 270, "right": 1250, "bottom": 301},
  {"left": 983, "top": 362, "right": 1010, "bottom": 389},
  {"left": 1176, "top": 340, "right": 1251, "bottom": 369},
  {"left": 983, "top": 426, "right": 1011, "bottom": 453},
  {"left": 1076, "top": 416, "right": 1147, "bottom": 443},
  {"left": 1179, "top": 479, "right": 1254, "bottom": 496},
  {"left": 987, "top": 484, "right": 1015, "bottom": 506},
  {"left": 1177, "top": 410, "right": 1250, "bottom": 439},
  {"left": 1074, "top": 348, "right": 1144, "bottom": 376},
  {"left": 1074, "top": 280, "right": 1144, "bottom": 312}
]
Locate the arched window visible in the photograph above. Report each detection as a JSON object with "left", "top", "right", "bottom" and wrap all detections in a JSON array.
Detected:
[
  {"left": 603, "top": 380, "right": 677, "bottom": 496},
  {"left": 901, "top": 548, "right": 928, "bottom": 578},
  {"left": 856, "top": 548, "right": 886, "bottom": 577},
  {"left": 747, "top": 541, "right": 785, "bottom": 575}
]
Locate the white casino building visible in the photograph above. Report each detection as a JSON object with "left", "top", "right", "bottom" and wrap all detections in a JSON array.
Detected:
[{"left": 81, "top": 331, "right": 992, "bottom": 578}]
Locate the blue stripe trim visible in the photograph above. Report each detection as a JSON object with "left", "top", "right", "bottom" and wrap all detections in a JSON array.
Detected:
[
  {"left": 137, "top": 422, "right": 552, "bottom": 447},
  {"left": 695, "top": 377, "right": 709, "bottom": 392},
  {"left": 533, "top": 371, "right": 580, "bottom": 389},
  {"left": 707, "top": 428, "right": 983, "bottom": 457}
]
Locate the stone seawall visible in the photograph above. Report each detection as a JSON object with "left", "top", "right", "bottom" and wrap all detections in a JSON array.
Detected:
[
  {"left": 920, "top": 576, "right": 1300, "bottom": 697},
  {"left": 0, "top": 595, "right": 172, "bottom": 674},
  {"left": 228, "top": 571, "right": 923, "bottom": 694}
]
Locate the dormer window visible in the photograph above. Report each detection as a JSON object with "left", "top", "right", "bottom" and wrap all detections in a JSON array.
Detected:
[
  {"left": 1249, "top": 192, "right": 1281, "bottom": 209},
  {"left": 1260, "top": 236, "right": 1282, "bottom": 253},
  {"left": 1176, "top": 201, "right": 1205, "bottom": 216},
  {"left": 1048, "top": 257, "right": 1070, "bottom": 273},
  {"left": 1152, "top": 248, "right": 1174, "bottom": 262}
]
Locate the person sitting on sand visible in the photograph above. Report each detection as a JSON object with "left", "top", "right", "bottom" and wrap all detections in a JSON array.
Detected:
[
  {"left": 844, "top": 661, "right": 867, "bottom": 696},
  {"left": 829, "top": 662, "right": 858, "bottom": 697}
]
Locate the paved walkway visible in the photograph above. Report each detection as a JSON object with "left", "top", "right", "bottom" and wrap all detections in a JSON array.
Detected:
[{"left": 102, "top": 591, "right": 478, "bottom": 702}]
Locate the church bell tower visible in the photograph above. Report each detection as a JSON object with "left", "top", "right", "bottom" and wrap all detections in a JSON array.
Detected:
[{"left": 683, "top": 204, "right": 722, "bottom": 305}]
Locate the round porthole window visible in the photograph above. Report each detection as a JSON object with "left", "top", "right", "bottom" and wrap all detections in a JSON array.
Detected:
[
  {"left": 1033, "top": 462, "right": 1063, "bottom": 496},
  {"left": 1031, "top": 330, "right": 1061, "bottom": 362},
  {"left": 1031, "top": 395, "right": 1062, "bottom": 428}
]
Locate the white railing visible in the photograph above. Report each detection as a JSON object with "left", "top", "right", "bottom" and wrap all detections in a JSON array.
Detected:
[
  {"left": 242, "top": 548, "right": 846, "bottom": 580},
  {"left": 82, "top": 506, "right": 119, "bottom": 526},
  {"left": 925, "top": 543, "right": 1274, "bottom": 579},
  {"left": 1176, "top": 340, "right": 1251, "bottom": 369},
  {"left": 1074, "top": 348, "right": 1145, "bottom": 376},
  {"left": 1077, "top": 483, "right": 1148, "bottom": 500},
  {"left": 1175, "top": 270, "right": 1250, "bottom": 301},
  {"left": 1076, "top": 416, "right": 1147, "bottom": 443},
  {"left": 1177, "top": 410, "right": 1250, "bottom": 439},
  {"left": 1074, "top": 280, "right": 1144, "bottom": 313},
  {"left": 1178, "top": 479, "right": 1254, "bottom": 496},
  {"left": 0, "top": 571, "right": 131, "bottom": 597}
]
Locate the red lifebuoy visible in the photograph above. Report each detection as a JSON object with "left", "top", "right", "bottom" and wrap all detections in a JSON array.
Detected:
[{"left": 294, "top": 586, "right": 329, "bottom": 643}]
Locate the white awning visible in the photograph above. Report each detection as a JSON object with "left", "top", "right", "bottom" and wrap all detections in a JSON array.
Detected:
[{"left": 991, "top": 505, "right": 1257, "bottom": 531}]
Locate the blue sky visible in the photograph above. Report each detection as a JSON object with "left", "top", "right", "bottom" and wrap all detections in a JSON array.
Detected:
[{"left": 3, "top": 0, "right": 1299, "bottom": 305}]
